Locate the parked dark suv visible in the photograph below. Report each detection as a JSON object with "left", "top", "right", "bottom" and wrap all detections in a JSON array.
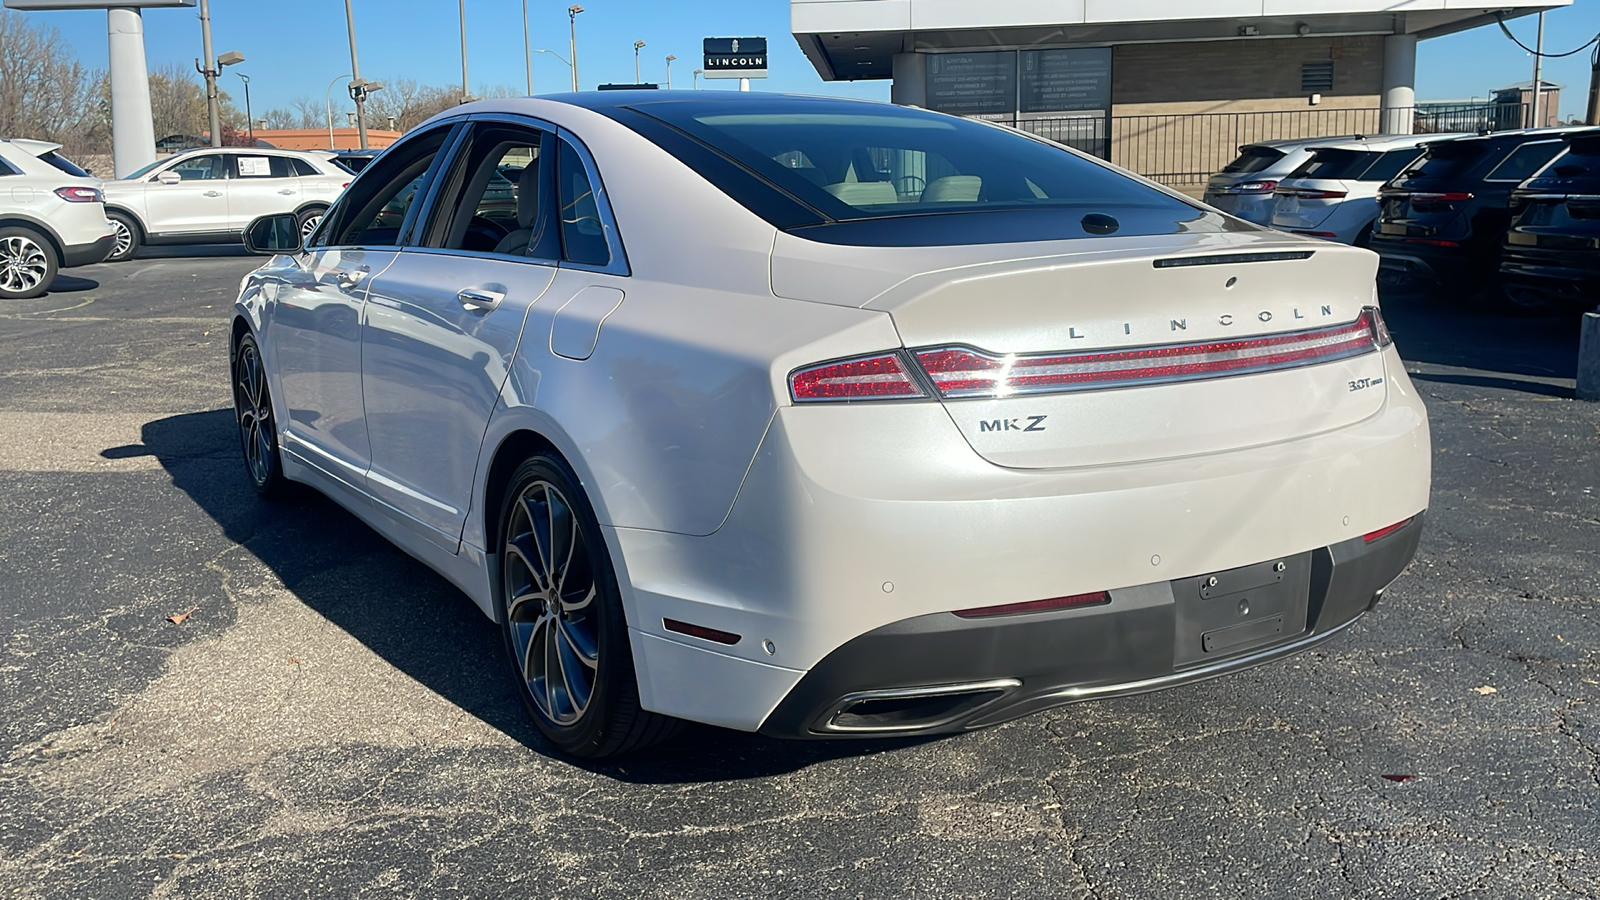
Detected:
[
  {"left": 1500, "top": 129, "right": 1600, "bottom": 312},
  {"left": 1370, "top": 128, "right": 1587, "bottom": 295}
]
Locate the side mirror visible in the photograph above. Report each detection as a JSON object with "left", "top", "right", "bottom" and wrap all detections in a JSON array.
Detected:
[
  {"left": 156, "top": 171, "right": 181, "bottom": 185},
  {"left": 243, "top": 214, "right": 303, "bottom": 255}
]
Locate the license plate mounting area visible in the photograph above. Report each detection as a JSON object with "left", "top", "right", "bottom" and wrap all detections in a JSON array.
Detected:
[{"left": 1171, "top": 553, "right": 1312, "bottom": 668}]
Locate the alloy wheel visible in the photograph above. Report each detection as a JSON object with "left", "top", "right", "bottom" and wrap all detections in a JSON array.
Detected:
[
  {"left": 233, "top": 340, "right": 274, "bottom": 486},
  {"left": 299, "top": 214, "right": 322, "bottom": 243},
  {"left": 0, "top": 235, "right": 49, "bottom": 295},
  {"left": 110, "top": 218, "right": 133, "bottom": 260},
  {"left": 503, "top": 479, "right": 600, "bottom": 726}
]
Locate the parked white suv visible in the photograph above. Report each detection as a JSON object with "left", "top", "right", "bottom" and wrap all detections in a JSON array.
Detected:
[
  {"left": 102, "top": 147, "right": 348, "bottom": 262},
  {"left": 0, "top": 138, "right": 115, "bottom": 299},
  {"left": 1270, "top": 133, "right": 1468, "bottom": 245}
]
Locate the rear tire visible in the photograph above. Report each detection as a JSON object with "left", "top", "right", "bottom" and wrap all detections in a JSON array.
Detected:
[
  {"left": 0, "top": 226, "right": 58, "bottom": 300},
  {"left": 106, "top": 211, "right": 140, "bottom": 262},
  {"left": 496, "top": 454, "right": 684, "bottom": 758}
]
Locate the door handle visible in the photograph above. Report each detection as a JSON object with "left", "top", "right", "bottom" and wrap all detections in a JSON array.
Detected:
[
  {"left": 457, "top": 288, "right": 505, "bottom": 312},
  {"left": 336, "top": 266, "right": 370, "bottom": 290},
  {"left": 278, "top": 189, "right": 295, "bottom": 196},
  {"left": 203, "top": 190, "right": 222, "bottom": 197}
]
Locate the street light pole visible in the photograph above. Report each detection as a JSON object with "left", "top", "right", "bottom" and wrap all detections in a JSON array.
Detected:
[
  {"left": 1530, "top": 11, "right": 1545, "bottom": 128},
  {"left": 197, "top": 0, "right": 220, "bottom": 146},
  {"left": 568, "top": 6, "right": 583, "bottom": 92},
  {"left": 325, "top": 72, "right": 353, "bottom": 149},
  {"left": 522, "top": 0, "right": 532, "bottom": 95},
  {"left": 459, "top": 0, "right": 470, "bottom": 103},
  {"left": 665, "top": 54, "right": 675, "bottom": 89},
  {"left": 633, "top": 40, "right": 645, "bottom": 84},
  {"left": 693, "top": 68, "right": 701, "bottom": 90},
  {"left": 342, "top": 0, "right": 370, "bottom": 149},
  {"left": 237, "top": 73, "right": 253, "bottom": 146}
]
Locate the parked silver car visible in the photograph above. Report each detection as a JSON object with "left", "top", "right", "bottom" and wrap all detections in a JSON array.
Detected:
[
  {"left": 1204, "top": 136, "right": 1368, "bottom": 225},
  {"left": 102, "top": 147, "right": 348, "bottom": 261}
]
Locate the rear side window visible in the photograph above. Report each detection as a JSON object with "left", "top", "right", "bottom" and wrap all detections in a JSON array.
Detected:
[
  {"left": 233, "top": 155, "right": 297, "bottom": 178},
  {"left": 1291, "top": 149, "right": 1376, "bottom": 180},
  {"left": 39, "top": 151, "right": 91, "bottom": 178},
  {"left": 1485, "top": 141, "right": 1565, "bottom": 182},
  {"left": 558, "top": 139, "right": 610, "bottom": 267},
  {"left": 1222, "top": 146, "right": 1286, "bottom": 175},
  {"left": 0, "top": 156, "right": 19, "bottom": 177},
  {"left": 1359, "top": 149, "right": 1424, "bottom": 183},
  {"left": 290, "top": 158, "right": 321, "bottom": 177}
]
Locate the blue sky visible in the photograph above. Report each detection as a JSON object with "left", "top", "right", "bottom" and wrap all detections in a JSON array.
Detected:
[{"left": 12, "top": 0, "right": 1600, "bottom": 120}]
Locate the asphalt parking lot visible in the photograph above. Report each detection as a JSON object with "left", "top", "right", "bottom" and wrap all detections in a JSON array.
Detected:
[{"left": 0, "top": 250, "right": 1596, "bottom": 899}]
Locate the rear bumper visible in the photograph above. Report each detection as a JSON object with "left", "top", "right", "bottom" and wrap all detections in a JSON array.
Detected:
[
  {"left": 1500, "top": 251, "right": 1600, "bottom": 308},
  {"left": 61, "top": 233, "right": 116, "bottom": 268},
  {"left": 758, "top": 515, "right": 1422, "bottom": 738}
]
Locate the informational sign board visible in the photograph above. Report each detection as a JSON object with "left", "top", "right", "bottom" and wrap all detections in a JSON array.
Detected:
[
  {"left": 4, "top": 0, "right": 194, "bottom": 8},
  {"left": 703, "top": 37, "right": 767, "bottom": 80},
  {"left": 236, "top": 156, "right": 271, "bottom": 177},
  {"left": 926, "top": 52, "right": 1016, "bottom": 115},
  {"left": 1020, "top": 48, "right": 1112, "bottom": 113}
]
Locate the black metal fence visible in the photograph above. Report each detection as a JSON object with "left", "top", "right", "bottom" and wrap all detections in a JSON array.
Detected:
[{"left": 1012, "top": 103, "right": 1531, "bottom": 186}]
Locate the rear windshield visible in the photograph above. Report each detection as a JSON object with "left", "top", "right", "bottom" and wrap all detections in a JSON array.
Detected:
[
  {"left": 1222, "top": 146, "right": 1286, "bottom": 175},
  {"left": 1523, "top": 135, "right": 1600, "bottom": 190},
  {"left": 626, "top": 99, "right": 1193, "bottom": 225},
  {"left": 1291, "top": 148, "right": 1376, "bottom": 181},
  {"left": 1396, "top": 140, "right": 1496, "bottom": 183},
  {"left": 39, "top": 150, "right": 91, "bottom": 178},
  {"left": 1484, "top": 140, "right": 1566, "bottom": 182}
]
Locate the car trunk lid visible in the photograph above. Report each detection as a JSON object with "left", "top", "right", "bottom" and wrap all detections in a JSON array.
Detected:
[{"left": 864, "top": 242, "right": 1390, "bottom": 469}]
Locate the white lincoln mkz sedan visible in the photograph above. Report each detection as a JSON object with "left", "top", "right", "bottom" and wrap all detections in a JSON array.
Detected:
[{"left": 231, "top": 93, "right": 1431, "bottom": 758}]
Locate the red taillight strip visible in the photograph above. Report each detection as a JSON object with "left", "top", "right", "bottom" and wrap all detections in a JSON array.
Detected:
[
  {"left": 915, "top": 309, "right": 1389, "bottom": 399},
  {"left": 954, "top": 592, "right": 1111, "bottom": 619},
  {"left": 1362, "top": 517, "right": 1414, "bottom": 542},
  {"left": 790, "top": 352, "right": 927, "bottom": 403}
]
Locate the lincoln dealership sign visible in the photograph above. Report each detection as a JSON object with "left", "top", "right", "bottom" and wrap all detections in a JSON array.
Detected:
[{"left": 704, "top": 37, "right": 768, "bottom": 80}]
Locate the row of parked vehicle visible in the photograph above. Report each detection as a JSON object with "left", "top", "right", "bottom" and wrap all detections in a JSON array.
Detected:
[
  {"left": 1206, "top": 125, "right": 1599, "bottom": 313},
  {"left": 0, "top": 140, "right": 353, "bottom": 299}
]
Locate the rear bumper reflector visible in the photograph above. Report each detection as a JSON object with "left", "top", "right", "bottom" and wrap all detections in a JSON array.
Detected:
[
  {"left": 1362, "top": 517, "right": 1415, "bottom": 542},
  {"left": 663, "top": 618, "right": 742, "bottom": 645},
  {"left": 953, "top": 592, "right": 1111, "bottom": 619},
  {"left": 915, "top": 307, "right": 1391, "bottom": 400}
]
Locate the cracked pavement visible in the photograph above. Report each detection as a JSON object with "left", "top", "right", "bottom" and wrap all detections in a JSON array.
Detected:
[{"left": 0, "top": 250, "right": 1596, "bottom": 898}]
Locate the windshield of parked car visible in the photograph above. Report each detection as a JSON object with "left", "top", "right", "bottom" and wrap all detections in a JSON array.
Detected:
[
  {"left": 121, "top": 158, "right": 168, "bottom": 180},
  {"left": 1221, "top": 146, "right": 1286, "bottom": 175},
  {"left": 626, "top": 98, "right": 1192, "bottom": 224}
]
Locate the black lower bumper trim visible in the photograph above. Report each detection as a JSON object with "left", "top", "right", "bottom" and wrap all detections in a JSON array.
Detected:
[
  {"left": 61, "top": 233, "right": 115, "bottom": 268},
  {"left": 759, "top": 513, "right": 1425, "bottom": 739}
]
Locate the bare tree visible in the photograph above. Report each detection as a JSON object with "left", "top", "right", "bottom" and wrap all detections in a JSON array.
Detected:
[
  {"left": 289, "top": 95, "right": 324, "bottom": 130},
  {"left": 0, "top": 11, "right": 93, "bottom": 144},
  {"left": 364, "top": 78, "right": 459, "bottom": 132},
  {"left": 260, "top": 107, "right": 298, "bottom": 129},
  {"left": 147, "top": 62, "right": 208, "bottom": 141}
]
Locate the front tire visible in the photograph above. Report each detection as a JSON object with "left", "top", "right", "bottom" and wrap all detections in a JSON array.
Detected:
[
  {"left": 232, "top": 333, "right": 288, "bottom": 498},
  {"left": 106, "top": 211, "right": 140, "bottom": 262},
  {"left": 0, "top": 227, "right": 57, "bottom": 300},
  {"left": 497, "top": 454, "right": 683, "bottom": 758}
]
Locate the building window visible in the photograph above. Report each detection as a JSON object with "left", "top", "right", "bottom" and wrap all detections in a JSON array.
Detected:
[{"left": 1301, "top": 61, "right": 1335, "bottom": 93}]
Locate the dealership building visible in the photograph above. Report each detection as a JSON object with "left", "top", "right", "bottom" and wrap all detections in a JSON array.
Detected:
[{"left": 791, "top": 0, "right": 1571, "bottom": 184}]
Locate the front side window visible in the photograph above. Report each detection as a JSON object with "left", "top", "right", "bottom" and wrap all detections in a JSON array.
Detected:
[
  {"left": 558, "top": 139, "right": 610, "bottom": 267},
  {"left": 167, "top": 155, "right": 225, "bottom": 180},
  {"left": 313, "top": 124, "right": 457, "bottom": 249},
  {"left": 233, "top": 155, "right": 297, "bottom": 178}
]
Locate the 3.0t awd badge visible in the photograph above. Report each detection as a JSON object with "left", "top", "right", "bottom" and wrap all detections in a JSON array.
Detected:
[{"left": 979, "top": 415, "right": 1048, "bottom": 433}]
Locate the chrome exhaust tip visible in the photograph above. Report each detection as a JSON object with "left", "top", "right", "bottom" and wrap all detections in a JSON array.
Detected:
[{"left": 821, "top": 678, "right": 1021, "bottom": 734}]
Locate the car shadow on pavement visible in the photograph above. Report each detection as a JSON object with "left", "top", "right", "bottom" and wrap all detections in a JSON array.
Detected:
[
  {"left": 135, "top": 408, "right": 937, "bottom": 779},
  {"left": 1378, "top": 288, "right": 1582, "bottom": 390},
  {"left": 46, "top": 274, "right": 98, "bottom": 293}
]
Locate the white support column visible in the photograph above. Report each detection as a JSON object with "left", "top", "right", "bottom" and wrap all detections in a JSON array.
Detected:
[
  {"left": 107, "top": 7, "right": 157, "bottom": 178},
  {"left": 891, "top": 51, "right": 927, "bottom": 107},
  {"left": 1381, "top": 33, "right": 1417, "bottom": 136}
]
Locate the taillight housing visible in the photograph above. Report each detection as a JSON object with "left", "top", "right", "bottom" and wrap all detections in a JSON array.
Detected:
[
  {"left": 1228, "top": 180, "right": 1278, "bottom": 195},
  {"left": 1275, "top": 188, "right": 1348, "bottom": 200},
  {"left": 54, "top": 186, "right": 103, "bottom": 203},
  {"left": 914, "top": 307, "right": 1393, "bottom": 400},
  {"left": 789, "top": 352, "right": 926, "bottom": 403}
]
